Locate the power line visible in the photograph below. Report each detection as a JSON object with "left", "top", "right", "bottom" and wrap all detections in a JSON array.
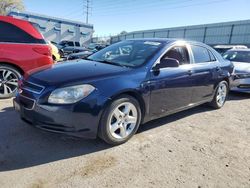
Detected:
[
  {"left": 93, "top": 0, "right": 192, "bottom": 11},
  {"left": 63, "top": 0, "right": 84, "bottom": 17},
  {"left": 93, "top": 0, "right": 232, "bottom": 17}
]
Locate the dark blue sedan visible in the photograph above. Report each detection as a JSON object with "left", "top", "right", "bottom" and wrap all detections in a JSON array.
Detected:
[{"left": 14, "top": 39, "right": 234, "bottom": 145}]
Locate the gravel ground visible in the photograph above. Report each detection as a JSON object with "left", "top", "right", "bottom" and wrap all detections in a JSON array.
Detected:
[{"left": 0, "top": 92, "right": 249, "bottom": 188}]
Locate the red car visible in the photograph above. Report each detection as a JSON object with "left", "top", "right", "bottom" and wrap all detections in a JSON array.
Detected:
[{"left": 0, "top": 16, "right": 53, "bottom": 98}]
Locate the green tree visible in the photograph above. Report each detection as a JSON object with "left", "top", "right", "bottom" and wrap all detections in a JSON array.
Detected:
[{"left": 0, "top": 0, "right": 24, "bottom": 15}]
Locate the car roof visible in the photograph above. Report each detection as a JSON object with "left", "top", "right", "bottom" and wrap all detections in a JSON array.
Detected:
[
  {"left": 127, "top": 38, "right": 177, "bottom": 43},
  {"left": 127, "top": 38, "right": 211, "bottom": 47},
  {"left": 0, "top": 15, "right": 43, "bottom": 39},
  {"left": 227, "top": 48, "right": 250, "bottom": 52},
  {"left": 214, "top": 45, "right": 248, "bottom": 48},
  {"left": 127, "top": 38, "right": 202, "bottom": 44}
]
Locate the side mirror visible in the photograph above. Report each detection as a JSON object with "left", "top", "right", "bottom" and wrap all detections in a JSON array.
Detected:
[{"left": 153, "top": 58, "right": 179, "bottom": 71}]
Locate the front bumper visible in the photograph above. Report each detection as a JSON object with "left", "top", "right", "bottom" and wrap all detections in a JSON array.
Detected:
[
  {"left": 231, "top": 77, "right": 250, "bottom": 93},
  {"left": 13, "top": 93, "right": 104, "bottom": 139}
]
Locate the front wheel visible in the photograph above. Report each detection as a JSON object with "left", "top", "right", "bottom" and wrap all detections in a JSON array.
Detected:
[
  {"left": 210, "top": 81, "right": 228, "bottom": 109},
  {"left": 0, "top": 65, "right": 21, "bottom": 99},
  {"left": 98, "top": 95, "right": 142, "bottom": 145}
]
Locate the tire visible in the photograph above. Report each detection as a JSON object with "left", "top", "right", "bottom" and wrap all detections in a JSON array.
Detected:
[
  {"left": 98, "top": 95, "right": 142, "bottom": 145},
  {"left": 209, "top": 81, "right": 229, "bottom": 109},
  {"left": 0, "top": 64, "right": 22, "bottom": 99}
]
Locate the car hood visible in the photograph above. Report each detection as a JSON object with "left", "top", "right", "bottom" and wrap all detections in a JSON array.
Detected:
[
  {"left": 232, "top": 61, "right": 250, "bottom": 73},
  {"left": 28, "top": 60, "right": 130, "bottom": 85}
]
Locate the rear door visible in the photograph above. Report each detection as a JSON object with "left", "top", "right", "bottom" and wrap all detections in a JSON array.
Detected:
[{"left": 189, "top": 44, "right": 220, "bottom": 103}]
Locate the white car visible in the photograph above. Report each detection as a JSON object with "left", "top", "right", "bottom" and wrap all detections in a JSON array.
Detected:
[{"left": 223, "top": 49, "right": 250, "bottom": 93}]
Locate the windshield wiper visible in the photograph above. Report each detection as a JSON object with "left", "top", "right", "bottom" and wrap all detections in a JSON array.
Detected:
[
  {"left": 98, "top": 60, "right": 123, "bottom": 66},
  {"left": 86, "top": 58, "right": 131, "bottom": 68}
]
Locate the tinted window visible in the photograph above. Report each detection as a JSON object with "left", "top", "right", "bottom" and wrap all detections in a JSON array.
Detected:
[
  {"left": 191, "top": 45, "right": 211, "bottom": 63},
  {"left": 223, "top": 51, "right": 250, "bottom": 63},
  {"left": 68, "top": 41, "right": 74, "bottom": 46},
  {"left": 0, "top": 21, "right": 45, "bottom": 44},
  {"left": 59, "top": 41, "right": 74, "bottom": 46},
  {"left": 75, "top": 42, "right": 80, "bottom": 47},
  {"left": 163, "top": 46, "right": 190, "bottom": 65}
]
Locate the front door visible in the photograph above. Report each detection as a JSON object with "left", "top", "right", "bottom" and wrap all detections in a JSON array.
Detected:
[{"left": 149, "top": 45, "right": 194, "bottom": 119}]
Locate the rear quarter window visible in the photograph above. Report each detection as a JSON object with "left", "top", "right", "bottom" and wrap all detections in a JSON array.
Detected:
[{"left": 0, "top": 21, "right": 45, "bottom": 44}]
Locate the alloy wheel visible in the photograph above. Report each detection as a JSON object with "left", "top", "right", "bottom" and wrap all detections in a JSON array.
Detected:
[
  {"left": 0, "top": 69, "right": 19, "bottom": 96},
  {"left": 216, "top": 82, "right": 227, "bottom": 107},
  {"left": 108, "top": 102, "right": 138, "bottom": 140}
]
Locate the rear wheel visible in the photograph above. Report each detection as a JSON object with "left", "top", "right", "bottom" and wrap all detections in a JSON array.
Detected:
[
  {"left": 98, "top": 95, "right": 141, "bottom": 145},
  {"left": 0, "top": 65, "right": 21, "bottom": 99},
  {"left": 210, "top": 81, "right": 228, "bottom": 109}
]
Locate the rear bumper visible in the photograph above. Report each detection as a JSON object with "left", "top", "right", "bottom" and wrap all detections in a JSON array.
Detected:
[{"left": 13, "top": 93, "right": 104, "bottom": 139}]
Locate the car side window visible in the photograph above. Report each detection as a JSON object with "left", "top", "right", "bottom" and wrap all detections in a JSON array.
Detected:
[
  {"left": 191, "top": 45, "right": 211, "bottom": 63},
  {"left": 162, "top": 46, "right": 190, "bottom": 65},
  {"left": 0, "top": 21, "right": 44, "bottom": 44},
  {"left": 68, "top": 41, "right": 74, "bottom": 46},
  {"left": 208, "top": 50, "right": 217, "bottom": 61},
  {"left": 75, "top": 42, "right": 80, "bottom": 47}
]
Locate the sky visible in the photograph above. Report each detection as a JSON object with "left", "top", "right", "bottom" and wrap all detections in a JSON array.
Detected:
[{"left": 23, "top": 0, "right": 250, "bottom": 36}]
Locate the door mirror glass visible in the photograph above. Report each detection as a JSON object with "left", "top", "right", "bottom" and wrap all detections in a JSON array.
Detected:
[{"left": 153, "top": 58, "right": 179, "bottom": 71}]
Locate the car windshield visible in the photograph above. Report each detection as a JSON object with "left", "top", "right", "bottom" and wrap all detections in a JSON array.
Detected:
[
  {"left": 223, "top": 51, "right": 250, "bottom": 63},
  {"left": 87, "top": 40, "right": 164, "bottom": 67}
]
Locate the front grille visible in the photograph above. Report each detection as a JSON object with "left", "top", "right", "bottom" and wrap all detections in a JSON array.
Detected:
[
  {"left": 19, "top": 95, "right": 35, "bottom": 110},
  {"left": 22, "top": 81, "right": 45, "bottom": 94},
  {"left": 238, "top": 84, "right": 250, "bottom": 89}
]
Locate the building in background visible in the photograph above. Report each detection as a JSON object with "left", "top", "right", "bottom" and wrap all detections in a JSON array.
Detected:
[
  {"left": 111, "top": 20, "right": 250, "bottom": 47},
  {"left": 8, "top": 11, "right": 94, "bottom": 45}
]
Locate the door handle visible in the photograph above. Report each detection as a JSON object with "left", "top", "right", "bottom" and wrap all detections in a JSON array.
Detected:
[
  {"left": 187, "top": 70, "right": 193, "bottom": 75},
  {"left": 216, "top": 66, "right": 221, "bottom": 71}
]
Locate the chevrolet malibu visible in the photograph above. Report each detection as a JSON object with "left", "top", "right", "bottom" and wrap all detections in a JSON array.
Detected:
[{"left": 14, "top": 39, "right": 234, "bottom": 145}]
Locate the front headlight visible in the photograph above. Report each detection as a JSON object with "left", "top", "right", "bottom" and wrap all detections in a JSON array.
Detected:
[{"left": 48, "top": 84, "right": 95, "bottom": 104}]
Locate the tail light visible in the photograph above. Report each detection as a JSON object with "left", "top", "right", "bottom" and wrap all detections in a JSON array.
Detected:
[{"left": 33, "top": 46, "right": 52, "bottom": 56}]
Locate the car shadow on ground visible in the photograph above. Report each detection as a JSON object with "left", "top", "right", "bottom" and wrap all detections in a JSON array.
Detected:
[
  {"left": 0, "top": 92, "right": 248, "bottom": 172},
  {"left": 228, "top": 91, "right": 250, "bottom": 101},
  {"left": 138, "top": 104, "right": 213, "bottom": 133},
  {"left": 0, "top": 106, "right": 112, "bottom": 172}
]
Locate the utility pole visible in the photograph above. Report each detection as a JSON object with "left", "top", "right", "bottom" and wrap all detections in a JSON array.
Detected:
[{"left": 84, "top": 0, "right": 91, "bottom": 24}]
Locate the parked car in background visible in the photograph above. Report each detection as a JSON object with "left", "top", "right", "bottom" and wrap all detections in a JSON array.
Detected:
[
  {"left": 48, "top": 41, "right": 61, "bottom": 62},
  {"left": 50, "top": 41, "right": 64, "bottom": 58},
  {"left": 67, "top": 51, "right": 94, "bottom": 60},
  {"left": 213, "top": 45, "right": 248, "bottom": 55},
  {"left": 87, "top": 43, "right": 109, "bottom": 52},
  {"left": 58, "top": 40, "right": 87, "bottom": 56},
  {"left": 0, "top": 16, "right": 53, "bottom": 99},
  {"left": 223, "top": 49, "right": 250, "bottom": 93},
  {"left": 14, "top": 39, "right": 234, "bottom": 145}
]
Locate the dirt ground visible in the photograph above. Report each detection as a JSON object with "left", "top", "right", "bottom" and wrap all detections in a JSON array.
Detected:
[{"left": 0, "top": 92, "right": 249, "bottom": 188}]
